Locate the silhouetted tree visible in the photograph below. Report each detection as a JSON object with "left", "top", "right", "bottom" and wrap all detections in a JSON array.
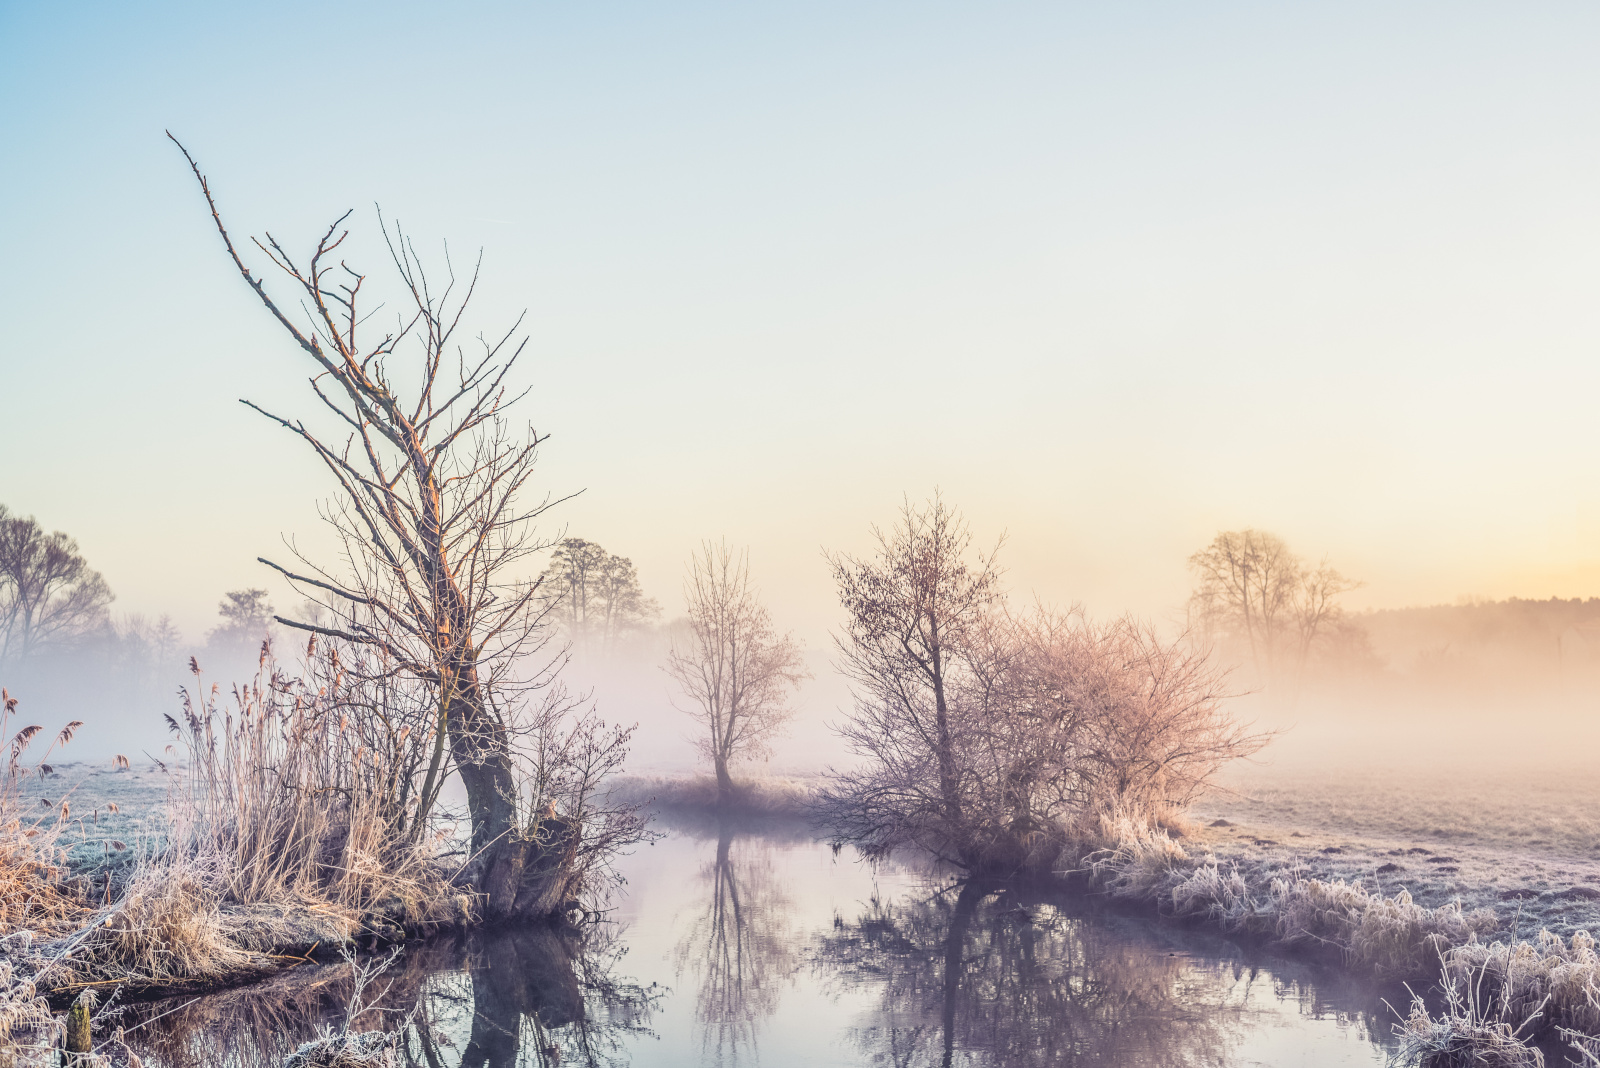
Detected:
[
  {"left": 1188, "top": 529, "right": 1360, "bottom": 681},
  {"left": 664, "top": 542, "right": 807, "bottom": 805},
  {"left": 539, "top": 538, "right": 660, "bottom": 649},
  {"left": 0, "top": 504, "right": 113, "bottom": 662},
  {"left": 206, "top": 588, "right": 274, "bottom": 653}
]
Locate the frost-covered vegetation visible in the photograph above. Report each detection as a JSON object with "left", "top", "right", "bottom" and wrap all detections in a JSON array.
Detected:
[{"left": 817, "top": 496, "right": 1267, "bottom": 874}]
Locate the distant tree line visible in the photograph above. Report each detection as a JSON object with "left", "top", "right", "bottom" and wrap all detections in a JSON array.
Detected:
[{"left": 1185, "top": 527, "right": 1600, "bottom": 702}]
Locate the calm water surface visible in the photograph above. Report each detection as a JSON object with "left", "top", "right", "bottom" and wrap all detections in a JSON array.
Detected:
[{"left": 125, "top": 819, "right": 1399, "bottom": 1067}]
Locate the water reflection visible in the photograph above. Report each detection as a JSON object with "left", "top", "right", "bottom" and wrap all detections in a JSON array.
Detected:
[
  {"left": 122, "top": 830, "right": 1394, "bottom": 1068},
  {"left": 817, "top": 879, "right": 1323, "bottom": 1067},
  {"left": 671, "top": 825, "right": 797, "bottom": 1064},
  {"left": 123, "top": 924, "right": 658, "bottom": 1068}
]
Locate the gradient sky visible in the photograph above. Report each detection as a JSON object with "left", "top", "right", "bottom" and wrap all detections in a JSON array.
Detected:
[{"left": 5, "top": 1, "right": 1600, "bottom": 645}]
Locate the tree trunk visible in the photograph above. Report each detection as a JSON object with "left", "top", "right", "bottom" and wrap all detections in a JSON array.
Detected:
[
  {"left": 460, "top": 925, "right": 585, "bottom": 1068},
  {"left": 929, "top": 629, "right": 963, "bottom": 827},
  {"left": 940, "top": 881, "right": 983, "bottom": 1068},
  {"left": 714, "top": 754, "right": 735, "bottom": 807},
  {"left": 441, "top": 655, "right": 530, "bottom": 915}
]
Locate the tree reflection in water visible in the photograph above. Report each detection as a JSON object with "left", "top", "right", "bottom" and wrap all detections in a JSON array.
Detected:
[
  {"left": 122, "top": 923, "right": 659, "bottom": 1068},
  {"left": 814, "top": 880, "right": 1254, "bottom": 1067},
  {"left": 672, "top": 824, "right": 798, "bottom": 1066}
]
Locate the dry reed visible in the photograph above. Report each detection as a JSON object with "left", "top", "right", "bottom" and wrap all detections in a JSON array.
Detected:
[
  {"left": 165, "top": 646, "right": 458, "bottom": 926},
  {"left": 0, "top": 687, "right": 93, "bottom": 939}
]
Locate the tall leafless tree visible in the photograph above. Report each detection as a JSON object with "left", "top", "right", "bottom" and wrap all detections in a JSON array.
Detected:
[
  {"left": 820, "top": 495, "right": 1003, "bottom": 865},
  {"left": 664, "top": 542, "right": 807, "bottom": 806},
  {"left": 172, "top": 136, "right": 639, "bottom": 913},
  {"left": 0, "top": 505, "right": 113, "bottom": 662}
]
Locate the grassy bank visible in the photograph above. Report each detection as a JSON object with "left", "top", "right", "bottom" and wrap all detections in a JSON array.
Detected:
[{"left": 1066, "top": 761, "right": 1600, "bottom": 1060}]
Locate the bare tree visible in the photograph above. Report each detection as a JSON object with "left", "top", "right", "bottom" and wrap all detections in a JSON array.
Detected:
[
  {"left": 1292, "top": 559, "right": 1362, "bottom": 670},
  {"left": 819, "top": 495, "right": 1003, "bottom": 865},
  {"left": 0, "top": 505, "right": 113, "bottom": 662},
  {"left": 1186, "top": 530, "right": 1300, "bottom": 673},
  {"left": 173, "top": 137, "right": 643, "bottom": 915},
  {"left": 539, "top": 537, "right": 660, "bottom": 650},
  {"left": 1188, "top": 529, "right": 1361, "bottom": 683},
  {"left": 664, "top": 542, "right": 807, "bottom": 806}
]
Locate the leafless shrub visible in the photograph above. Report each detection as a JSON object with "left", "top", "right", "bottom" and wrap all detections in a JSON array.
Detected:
[{"left": 984, "top": 608, "right": 1266, "bottom": 858}]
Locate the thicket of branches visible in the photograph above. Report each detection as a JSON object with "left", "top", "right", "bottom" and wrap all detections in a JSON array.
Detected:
[{"left": 819, "top": 496, "right": 1267, "bottom": 874}]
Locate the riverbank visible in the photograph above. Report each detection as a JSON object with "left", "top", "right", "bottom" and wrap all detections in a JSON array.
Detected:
[
  {"left": 13, "top": 757, "right": 1600, "bottom": 1063},
  {"left": 1192, "top": 761, "right": 1600, "bottom": 940},
  {"left": 0, "top": 761, "right": 475, "bottom": 1008}
]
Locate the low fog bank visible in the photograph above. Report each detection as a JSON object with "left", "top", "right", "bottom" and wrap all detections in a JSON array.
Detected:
[
  {"left": 1218, "top": 596, "right": 1600, "bottom": 775},
  {"left": 1, "top": 631, "right": 289, "bottom": 765},
  {"left": 555, "top": 629, "right": 853, "bottom": 779},
  {"left": 11, "top": 585, "right": 1600, "bottom": 780}
]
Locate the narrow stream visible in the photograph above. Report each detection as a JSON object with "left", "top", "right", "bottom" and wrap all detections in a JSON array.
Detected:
[{"left": 121, "top": 817, "right": 1400, "bottom": 1067}]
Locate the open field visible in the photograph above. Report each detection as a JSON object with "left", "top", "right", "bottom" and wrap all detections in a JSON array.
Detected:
[
  {"left": 1192, "top": 760, "right": 1600, "bottom": 940},
  {"left": 17, "top": 761, "right": 168, "bottom": 873}
]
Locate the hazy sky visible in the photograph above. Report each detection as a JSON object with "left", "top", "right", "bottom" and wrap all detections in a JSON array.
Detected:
[{"left": 5, "top": 1, "right": 1600, "bottom": 645}]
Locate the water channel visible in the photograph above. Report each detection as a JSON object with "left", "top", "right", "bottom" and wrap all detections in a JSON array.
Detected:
[{"left": 122, "top": 815, "right": 1401, "bottom": 1067}]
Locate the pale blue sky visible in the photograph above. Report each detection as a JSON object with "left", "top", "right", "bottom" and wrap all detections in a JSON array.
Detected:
[{"left": 4, "top": 1, "right": 1600, "bottom": 642}]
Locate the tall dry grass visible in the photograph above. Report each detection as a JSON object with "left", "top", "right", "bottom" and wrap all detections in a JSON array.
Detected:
[
  {"left": 16, "top": 646, "right": 471, "bottom": 996},
  {"left": 1444, "top": 930, "right": 1600, "bottom": 1040},
  {"left": 0, "top": 686, "right": 92, "bottom": 938},
  {"left": 1391, "top": 975, "right": 1547, "bottom": 1068},
  {"left": 164, "top": 645, "right": 461, "bottom": 925},
  {"left": 0, "top": 958, "right": 58, "bottom": 1068}
]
